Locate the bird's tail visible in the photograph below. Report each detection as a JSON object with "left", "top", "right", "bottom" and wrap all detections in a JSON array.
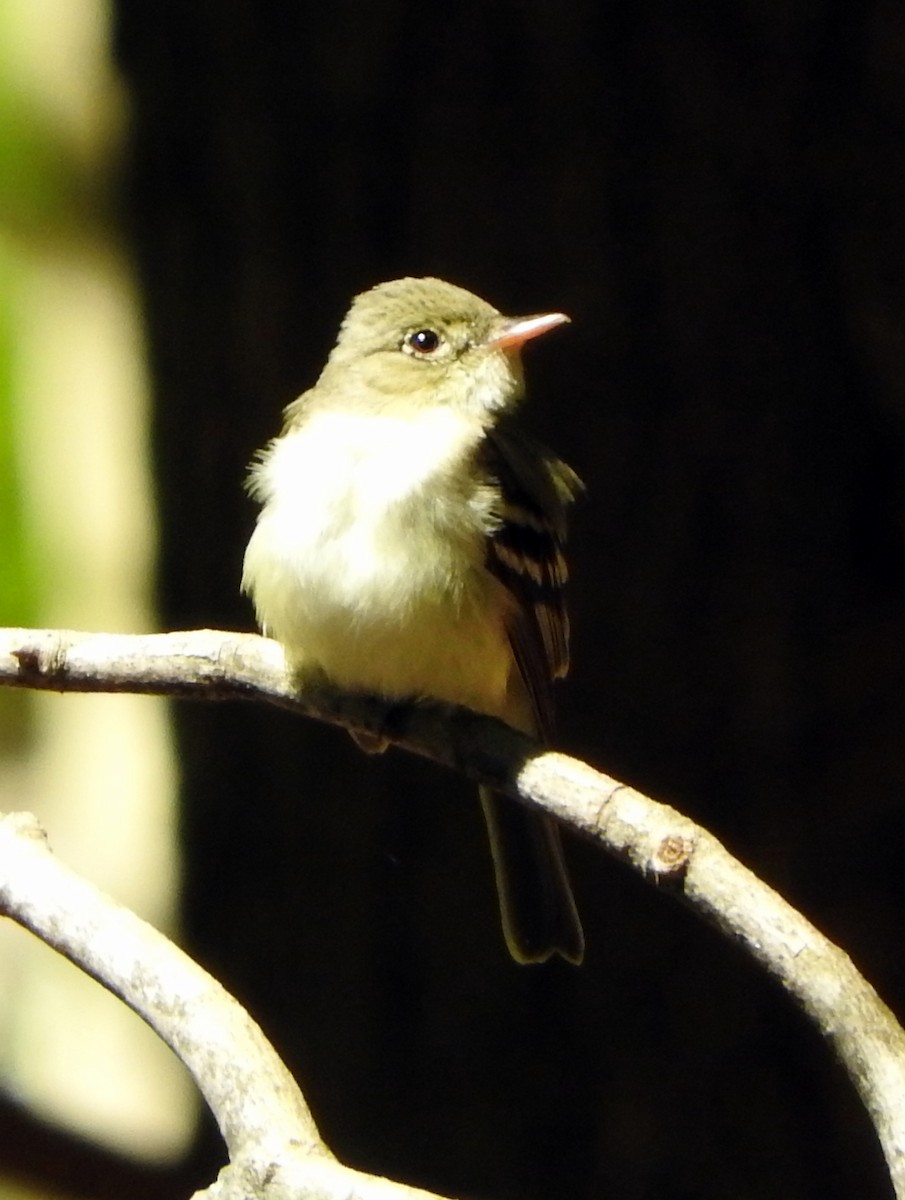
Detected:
[{"left": 479, "top": 786, "right": 584, "bottom": 965}]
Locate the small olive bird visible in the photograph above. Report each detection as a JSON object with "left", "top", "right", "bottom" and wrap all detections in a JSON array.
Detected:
[{"left": 242, "top": 276, "right": 584, "bottom": 964}]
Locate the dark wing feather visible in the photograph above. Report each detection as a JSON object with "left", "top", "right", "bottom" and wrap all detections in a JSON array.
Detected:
[{"left": 479, "top": 422, "right": 583, "bottom": 740}]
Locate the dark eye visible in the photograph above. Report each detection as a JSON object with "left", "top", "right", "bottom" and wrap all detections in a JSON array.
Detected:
[{"left": 406, "top": 328, "right": 441, "bottom": 354}]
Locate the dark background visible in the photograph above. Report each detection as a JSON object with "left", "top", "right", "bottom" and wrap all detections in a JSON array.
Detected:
[{"left": 67, "top": 2, "right": 905, "bottom": 1197}]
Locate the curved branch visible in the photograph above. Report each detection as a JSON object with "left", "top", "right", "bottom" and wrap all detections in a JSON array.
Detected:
[
  {"left": 0, "top": 811, "right": 453, "bottom": 1200},
  {"left": 3, "top": 626, "right": 905, "bottom": 1197}
]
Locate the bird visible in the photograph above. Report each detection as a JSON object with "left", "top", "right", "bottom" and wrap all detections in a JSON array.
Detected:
[{"left": 242, "top": 276, "right": 584, "bottom": 964}]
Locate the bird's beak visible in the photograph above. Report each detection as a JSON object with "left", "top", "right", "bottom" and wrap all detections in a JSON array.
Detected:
[{"left": 486, "top": 311, "right": 570, "bottom": 350}]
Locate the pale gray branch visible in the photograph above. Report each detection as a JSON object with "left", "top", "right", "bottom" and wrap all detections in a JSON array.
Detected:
[
  {"left": 2, "top": 625, "right": 905, "bottom": 1196},
  {"left": 0, "top": 810, "right": 454, "bottom": 1200}
]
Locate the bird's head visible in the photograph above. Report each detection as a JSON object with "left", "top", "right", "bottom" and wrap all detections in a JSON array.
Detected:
[{"left": 318, "top": 276, "right": 569, "bottom": 418}]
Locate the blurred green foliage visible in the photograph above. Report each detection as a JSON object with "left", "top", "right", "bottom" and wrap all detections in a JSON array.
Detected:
[
  {"left": 0, "top": 15, "right": 67, "bottom": 745},
  {"left": 0, "top": 249, "right": 32, "bottom": 628},
  {"left": 0, "top": 40, "right": 95, "bottom": 239},
  {"left": 0, "top": 245, "right": 35, "bottom": 750},
  {"left": 0, "top": 7, "right": 115, "bottom": 637}
]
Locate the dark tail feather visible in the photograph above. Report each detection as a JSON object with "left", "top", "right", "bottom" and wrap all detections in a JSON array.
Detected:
[{"left": 479, "top": 786, "right": 584, "bottom": 965}]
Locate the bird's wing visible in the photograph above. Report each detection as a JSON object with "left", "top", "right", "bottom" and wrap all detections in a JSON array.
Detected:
[{"left": 479, "top": 423, "right": 583, "bottom": 741}]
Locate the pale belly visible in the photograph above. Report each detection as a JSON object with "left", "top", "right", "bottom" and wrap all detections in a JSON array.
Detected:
[{"left": 242, "top": 409, "right": 514, "bottom": 717}]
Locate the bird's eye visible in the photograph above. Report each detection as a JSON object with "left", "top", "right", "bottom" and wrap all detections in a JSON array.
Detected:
[{"left": 405, "top": 328, "right": 441, "bottom": 355}]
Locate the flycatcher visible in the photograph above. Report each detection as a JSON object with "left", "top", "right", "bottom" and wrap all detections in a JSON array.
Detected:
[{"left": 242, "top": 276, "right": 584, "bottom": 964}]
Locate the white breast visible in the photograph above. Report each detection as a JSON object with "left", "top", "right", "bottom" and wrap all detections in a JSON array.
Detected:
[{"left": 242, "top": 408, "right": 511, "bottom": 712}]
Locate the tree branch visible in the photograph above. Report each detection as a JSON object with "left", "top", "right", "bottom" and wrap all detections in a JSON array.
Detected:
[
  {"left": 3, "top": 625, "right": 905, "bottom": 1197},
  {"left": 0, "top": 810, "right": 454, "bottom": 1200}
]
